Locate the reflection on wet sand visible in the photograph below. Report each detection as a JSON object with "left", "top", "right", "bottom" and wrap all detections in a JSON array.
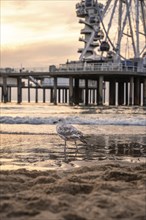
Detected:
[{"left": 0, "top": 133, "right": 145, "bottom": 170}]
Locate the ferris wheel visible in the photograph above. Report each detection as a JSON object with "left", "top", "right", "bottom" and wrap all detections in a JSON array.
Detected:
[{"left": 76, "top": 0, "right": 146, "bottom": 62}]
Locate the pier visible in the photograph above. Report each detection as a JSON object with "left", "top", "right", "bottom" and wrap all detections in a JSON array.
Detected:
[{"left": 0, "top": 63, "right": 146, "bottom": 106}]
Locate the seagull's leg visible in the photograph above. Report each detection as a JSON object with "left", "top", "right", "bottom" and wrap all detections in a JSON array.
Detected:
[
  {"left": 64, "top": 140, "right": 67, "bottom": 160},
  {"left": 66, "top": 142, "right": 68, "bottom": 150},
  {"left": 75, "top": 141, "right": 78, "bottom": 152},
  {"left": 75, "top": 141, "right": 79, "bottom": 158},
  {"left": 74, "top": 141, "right": 78, "bottom": 158}
]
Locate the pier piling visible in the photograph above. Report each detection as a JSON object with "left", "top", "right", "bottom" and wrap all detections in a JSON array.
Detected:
[
  {"left": 3, "top": 76, "right": 8, "bottom": 103},
  {"left": 109, "top": 80, "right": 116, "bottom": 105},
  {"left": 74, "top": 78, "right": 79, "bottom": 105},
  {"left": 69, "top": 77, "right": 73, "bottom": 106},
  {"left": 118, "top": 81, "right": 124, "bottom": 105},
  {"left": 17, "top": 77, "right": 22, "bottom": 104},
  {"left": 85, "top": 79, "right": 89, "bottom": 105},
  {"left": 98, "top": 76, "right": 104, "bottom": 105},
  {"left": 143, "top": 78, "right": 146, "bottom": 106},
  {"left": 53, "top": 77, "right": 57, "bottom": 105},
  {"left": 129, "top": 77, "right": 134, "bottom": 106},
  {"left": 134, "top": 77, "right": 140, "bottom": 105},
  {"left": 28, "top": 78, "right": 31, "bottom": 102}
]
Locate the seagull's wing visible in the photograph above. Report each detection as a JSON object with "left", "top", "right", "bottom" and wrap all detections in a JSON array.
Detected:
[{"left": 57, "top": 124, "right": 83, "bottom": 140}]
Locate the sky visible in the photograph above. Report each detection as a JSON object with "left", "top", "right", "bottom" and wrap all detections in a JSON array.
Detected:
[
  {"left": 1, "top": 0, "right": 145, "bottom": 69},
  {"left": 1, "top": 0, "right": 81, "bottom": 68}
]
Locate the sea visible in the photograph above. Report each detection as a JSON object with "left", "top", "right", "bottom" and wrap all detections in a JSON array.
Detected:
[{"left": 0, "top": 103, "right": 146, "bottom": 171}]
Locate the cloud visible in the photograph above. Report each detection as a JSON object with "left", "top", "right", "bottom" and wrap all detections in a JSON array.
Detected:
[
  {"left": 1, "top": 39, "right": 80, "bottom": 68},
  {"left": 1, "top": 0, "right": 81, "bottom": 67},
  {"left": 1, "top": 0, "right": 79, "bottom": 39},
  {"left": 1, "top": 1, "right": 80, "bottom": 40}
]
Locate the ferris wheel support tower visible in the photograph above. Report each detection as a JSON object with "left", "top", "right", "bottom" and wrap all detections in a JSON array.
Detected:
[{"left": 136, "top": 0, "right": 140, "bottom": 57}]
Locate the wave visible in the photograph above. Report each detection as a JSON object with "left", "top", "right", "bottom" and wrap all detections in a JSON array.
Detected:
[
  {"left": 0, "top": 116, "right": 146, "bottom": 126},
  {"left": 0, "top": 131, "right": 56, "bottom": 135}
]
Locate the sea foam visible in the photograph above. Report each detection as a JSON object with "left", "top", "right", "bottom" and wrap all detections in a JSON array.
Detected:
[{"left": 0, "top": 116, "right": 145, "bottom": 126}]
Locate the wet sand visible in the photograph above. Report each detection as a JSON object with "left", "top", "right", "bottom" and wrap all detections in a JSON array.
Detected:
[
  {"left": 0, "top": 160, "right": 146, "bottom": 220},
  {"left": 0, "top": 104, "right": 146, "bottom": 219},
  {"left": 0, "top": 130, "right": 145, "bottom": 170},
  {"left": 0, "top": 130, "right": 146, "bottom": 220}
]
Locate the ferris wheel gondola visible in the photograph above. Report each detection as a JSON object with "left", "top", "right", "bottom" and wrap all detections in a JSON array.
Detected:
[{"left": 100, "top": 41, "right": 110, "bottom": 52}]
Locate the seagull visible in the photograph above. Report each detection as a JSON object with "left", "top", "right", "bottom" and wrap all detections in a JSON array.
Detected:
[{"left": 55, "top": 119, "right": 87, "bottom": 159}]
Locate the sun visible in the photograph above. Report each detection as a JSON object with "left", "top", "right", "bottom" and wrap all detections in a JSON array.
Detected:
[{"left": 1, "top": 24, "right": 21, "bottom": 47}]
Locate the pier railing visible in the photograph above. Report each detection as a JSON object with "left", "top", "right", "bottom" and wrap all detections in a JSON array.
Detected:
[
  {"left": 58, "top": 62, "right": 146, "bottom": 73},
  {"left": 0, "top": 62, "right": 146, "bottom": 74}
]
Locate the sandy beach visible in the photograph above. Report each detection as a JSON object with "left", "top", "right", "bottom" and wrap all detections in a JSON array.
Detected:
[
  {"left": 0, "top": 104, "right": 146, "bottom": 219},
  {"left": 0, "top": 161, "right": 146, "bottom": 220}
]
